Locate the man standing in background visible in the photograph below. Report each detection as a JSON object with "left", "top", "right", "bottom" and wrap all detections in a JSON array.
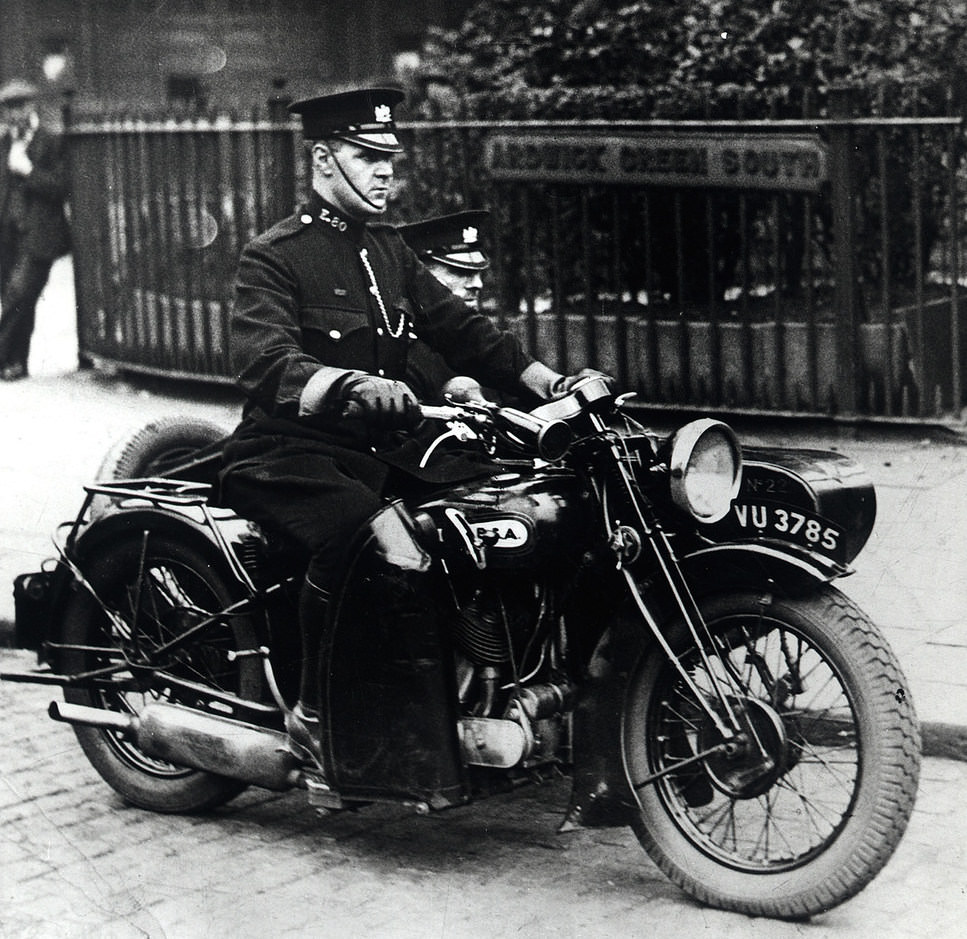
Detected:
[{"left": 0, "top": 79, "right": 70, "bottom": 381}]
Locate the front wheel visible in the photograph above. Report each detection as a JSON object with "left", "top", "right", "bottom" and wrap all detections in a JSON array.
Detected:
[{"left": 624, "top": 586, "right": 921, "bottom": 919}]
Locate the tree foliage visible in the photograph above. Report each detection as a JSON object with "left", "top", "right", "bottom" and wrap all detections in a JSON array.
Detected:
[{"left": 419, "top": 0, "right": 967, "bottom": 119}]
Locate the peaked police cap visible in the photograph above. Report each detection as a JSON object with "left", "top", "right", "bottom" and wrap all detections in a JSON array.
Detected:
[
  {"left": 289, "top": 87, "right": 404, "bottom": 153},
  {"left": 398, "top": 210, "right": 491, "bottom": 271}
]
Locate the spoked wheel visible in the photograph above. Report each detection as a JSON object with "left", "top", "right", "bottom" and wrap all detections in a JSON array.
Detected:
[
  {"left": 624, "top": 586, "right": 921, "bottom": 919},
  {"left": 62, "top": 533, "right": 261, "bottom": 812}
]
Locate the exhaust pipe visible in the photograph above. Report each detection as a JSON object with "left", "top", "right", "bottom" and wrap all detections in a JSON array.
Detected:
[{"left": 49, "top": 699, "right": 300, "bottom": 791}]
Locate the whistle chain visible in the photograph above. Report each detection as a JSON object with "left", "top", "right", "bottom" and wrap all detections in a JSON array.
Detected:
[{"left": 359, "top": 247, "right": 406, "bottom": 339}]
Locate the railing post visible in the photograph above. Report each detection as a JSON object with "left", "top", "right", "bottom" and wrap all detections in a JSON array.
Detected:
[
  {"left": 60, "top": 88, "right": 91, "bottom": 370},
  {"left": 827, "top": 32, "right": 860, "bottom": 414},
  {"left": 267, "top": 77, "right": 297, "bottom": 221},
  {"left": 267, "top": 76, "right": 291, "bottom": 123}
]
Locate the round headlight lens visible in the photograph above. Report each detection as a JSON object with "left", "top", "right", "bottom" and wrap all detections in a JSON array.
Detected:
[{"left": 668, "top": 419, "right": 742, "bottom": 523}]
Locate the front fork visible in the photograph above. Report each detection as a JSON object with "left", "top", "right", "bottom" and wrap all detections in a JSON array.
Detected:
[{"left": 590, "top": 417, "right": 770, "bottom": 761}]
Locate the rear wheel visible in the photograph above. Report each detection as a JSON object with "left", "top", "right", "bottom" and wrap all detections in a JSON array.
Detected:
[
  {"left": 62, "top": 533, "right": 261, "bottom": 812},
  {"left": 624, "top": 586, "right": 921, "bottom": 919}
]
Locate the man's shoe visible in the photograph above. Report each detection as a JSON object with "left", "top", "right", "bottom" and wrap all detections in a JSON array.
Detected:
[
  {"left": 1, "top": 363, "right": 27, "bottom": 382},
  {"left": 284, "top": 701, "right": 327, "bottom": 774}
]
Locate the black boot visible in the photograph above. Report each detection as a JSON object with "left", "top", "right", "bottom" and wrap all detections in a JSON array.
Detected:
[{"left": 285, "top": 579, "right": 331, "bottom": 771}]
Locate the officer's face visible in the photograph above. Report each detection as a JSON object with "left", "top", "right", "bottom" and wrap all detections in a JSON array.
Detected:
[
  {"left": 313, "top": 141, "right": 395, "bottom": 218},
  {"left": 427, "top": 262, "right": 484, "bottom": 311}
]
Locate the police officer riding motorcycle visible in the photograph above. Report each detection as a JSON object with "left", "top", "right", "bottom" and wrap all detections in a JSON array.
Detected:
[{"left": 1, "top": 88, "right": 921, "bottom": 920}]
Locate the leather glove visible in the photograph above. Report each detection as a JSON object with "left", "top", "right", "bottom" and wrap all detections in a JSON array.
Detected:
[
  {"left": 551, "top": 368, "right": 615, "bottom": 399},
  {"left": 519, "top": 362, "right": 616, "bottom": 401},
  {"left": 341, "top": 375, "right": 421, "bottom": 430}
]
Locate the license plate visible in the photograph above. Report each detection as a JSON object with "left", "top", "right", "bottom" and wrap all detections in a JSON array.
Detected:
[{"left": 721, "top": 501, "right": 845, "bottom": 560}]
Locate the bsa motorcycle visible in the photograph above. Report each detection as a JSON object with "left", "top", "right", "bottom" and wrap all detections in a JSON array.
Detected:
[{"left": 3, "top": 377, "right": 920, "bottom": 919}]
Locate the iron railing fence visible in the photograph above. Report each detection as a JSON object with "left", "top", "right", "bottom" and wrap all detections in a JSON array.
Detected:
[
  {"left": 478, "top": 116, "right": 965, "bottom": 420},
  {"left": 68, "top": 107, "right": 300, "bottom": 379},
  {"left": 65, "top": 99, "right": 966, "bottom": 420}
]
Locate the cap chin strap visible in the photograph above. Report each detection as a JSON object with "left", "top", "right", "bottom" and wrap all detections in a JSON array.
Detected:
[{"left": 329, "top": 147, "right": 385, "bottom": 212}]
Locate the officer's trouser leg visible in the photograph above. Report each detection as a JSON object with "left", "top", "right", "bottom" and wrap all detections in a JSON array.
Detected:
[{"left": 217, "top": 444, "right": 383, "bottom": 771}]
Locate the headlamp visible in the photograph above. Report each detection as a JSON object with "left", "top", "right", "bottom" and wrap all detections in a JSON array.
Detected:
[{"left": 668, "top": 419, "right": 742, "bottom": 523}]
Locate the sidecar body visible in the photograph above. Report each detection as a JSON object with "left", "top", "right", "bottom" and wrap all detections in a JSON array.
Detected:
[{"left": 704, "top": 446, "right": 876, "bottom": 568}]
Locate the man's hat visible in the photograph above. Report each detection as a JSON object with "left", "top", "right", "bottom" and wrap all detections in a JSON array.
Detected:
[
  {"left": 399, "top": 210, "right": 491, "bottom": 271},
  {"left": 289, "top": 87, "right": 404, "bottom": 153},
  {"left": 0, "top": 79, "right": 39, "bottom": 106}
]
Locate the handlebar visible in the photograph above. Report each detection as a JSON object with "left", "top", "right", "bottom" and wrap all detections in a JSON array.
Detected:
[
  {"left": 418, "top": 403, "right": 465, "bottom": 423},
  {"left": 341, "top": 375, "right": 617, "bottom": 461},
  {"left": 342, "top": 396, "right": 574, "bottom": 462},
  {"left": 340, "top": 400, "right": 464, "bottom": 423}
]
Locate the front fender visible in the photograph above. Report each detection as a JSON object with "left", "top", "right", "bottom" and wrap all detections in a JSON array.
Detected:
[
  {"left": 564, "top": 540, "right": 842, "bottom": 829},
  {"left": 679, "top": 539, "right": 847, "bottom": 598}
]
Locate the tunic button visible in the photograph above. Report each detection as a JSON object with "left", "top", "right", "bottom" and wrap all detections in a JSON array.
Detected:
[
  {"left": 300, "top": 214, "right": 313, "bottom": 224},
  {"left": 328, "top": 329, "right": 341, "bottom": 340},
  {"left": 377, "top": 368, "right": 385, "bottom": 376},
  {"left": 376, "top": 327, "right": 384, "bottom": 336}
]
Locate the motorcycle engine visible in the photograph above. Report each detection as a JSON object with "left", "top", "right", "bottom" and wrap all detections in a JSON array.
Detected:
[
  {"left": 452, "top": 581, "right": 541, "bottom": 666},
  {"left": 451, "top": 579, "right": 553, "bottom": 723},
  {"left": 450, "top": 578, "right": 574, "bottom": 769}
]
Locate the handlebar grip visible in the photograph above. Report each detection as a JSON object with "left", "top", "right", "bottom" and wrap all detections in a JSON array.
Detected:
[
  {"left": 420, "top": 404, "right": 462, "bottom": 422},
  {"left": 343, "top": 400, "right": 460, "bottom": 423},
  {"left": 498, "top": 408, "right": 572, "bottom": 462}
]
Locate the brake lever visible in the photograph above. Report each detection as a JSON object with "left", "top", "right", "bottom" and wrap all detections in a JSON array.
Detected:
[{"left": 443, "top": 394, "right": 496, "bottom": 414}]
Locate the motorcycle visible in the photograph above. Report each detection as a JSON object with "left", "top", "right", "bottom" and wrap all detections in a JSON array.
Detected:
[{"left": 3, "top": 376, "right": 921, "bottom": 919}]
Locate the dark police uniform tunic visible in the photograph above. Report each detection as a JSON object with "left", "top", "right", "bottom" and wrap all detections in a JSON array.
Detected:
[{"left": 221, "top": 191, "right": 534, "bottom": 589}]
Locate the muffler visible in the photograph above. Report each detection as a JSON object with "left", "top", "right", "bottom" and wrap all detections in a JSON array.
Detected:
[{"left": 49, "top": 700, "right": 301, "bottom": 791}]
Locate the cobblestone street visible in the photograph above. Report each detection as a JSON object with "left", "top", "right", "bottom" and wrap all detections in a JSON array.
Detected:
[{"left": 1, "top": 648, "right": 966, "bottom": 939}]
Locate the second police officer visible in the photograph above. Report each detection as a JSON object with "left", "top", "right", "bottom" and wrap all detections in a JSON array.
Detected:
[{"left": 399, "top": 209, "right": 490, "bottom": 402}]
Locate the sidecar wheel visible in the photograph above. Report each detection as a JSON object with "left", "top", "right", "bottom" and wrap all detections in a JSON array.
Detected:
[
  {"left": 623, "top": 586, "right": 921, "bottom": 919},
  {"left": 92, "top": 416, "right": 228, "bottom": 516},
  {"left": 62, "top": 534, "right": 262, "bottom": 813}
]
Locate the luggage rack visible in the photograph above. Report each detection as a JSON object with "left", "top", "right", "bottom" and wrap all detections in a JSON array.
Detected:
[
  {"left": 54, "top": 477, "right": 257, "bottom": 593},
  {"left": 83, "top": 476, "right": 214, "bottom": 507}
]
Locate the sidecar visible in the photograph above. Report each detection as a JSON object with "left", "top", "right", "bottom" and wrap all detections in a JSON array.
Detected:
[{"left": 703, "top": 444, "right": 876, "bottom": 569}]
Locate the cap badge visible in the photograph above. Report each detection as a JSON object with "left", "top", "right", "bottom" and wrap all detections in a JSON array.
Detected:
[
  {"left": 463, "top": 226, "right": 479, "bottom": 245},
  {"left": 374, "top": 104, "right": 393, "bottom": 124}
]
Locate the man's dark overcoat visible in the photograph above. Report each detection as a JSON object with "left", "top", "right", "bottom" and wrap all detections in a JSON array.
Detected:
[
  {"left": 0, "top": 125, "right": 70, "bottom": 259},
  {"left": 221, "top": 191, "right": 534, "bottom": 580}
]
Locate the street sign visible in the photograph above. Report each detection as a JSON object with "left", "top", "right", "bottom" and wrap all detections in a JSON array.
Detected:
[{"left": 485, "top": 131, "right": 827, "bottom": 192}]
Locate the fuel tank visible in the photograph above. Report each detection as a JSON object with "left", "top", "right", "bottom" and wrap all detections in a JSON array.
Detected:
[{"left": 414, "top": 469, "right": 592, "bottom": 570}]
